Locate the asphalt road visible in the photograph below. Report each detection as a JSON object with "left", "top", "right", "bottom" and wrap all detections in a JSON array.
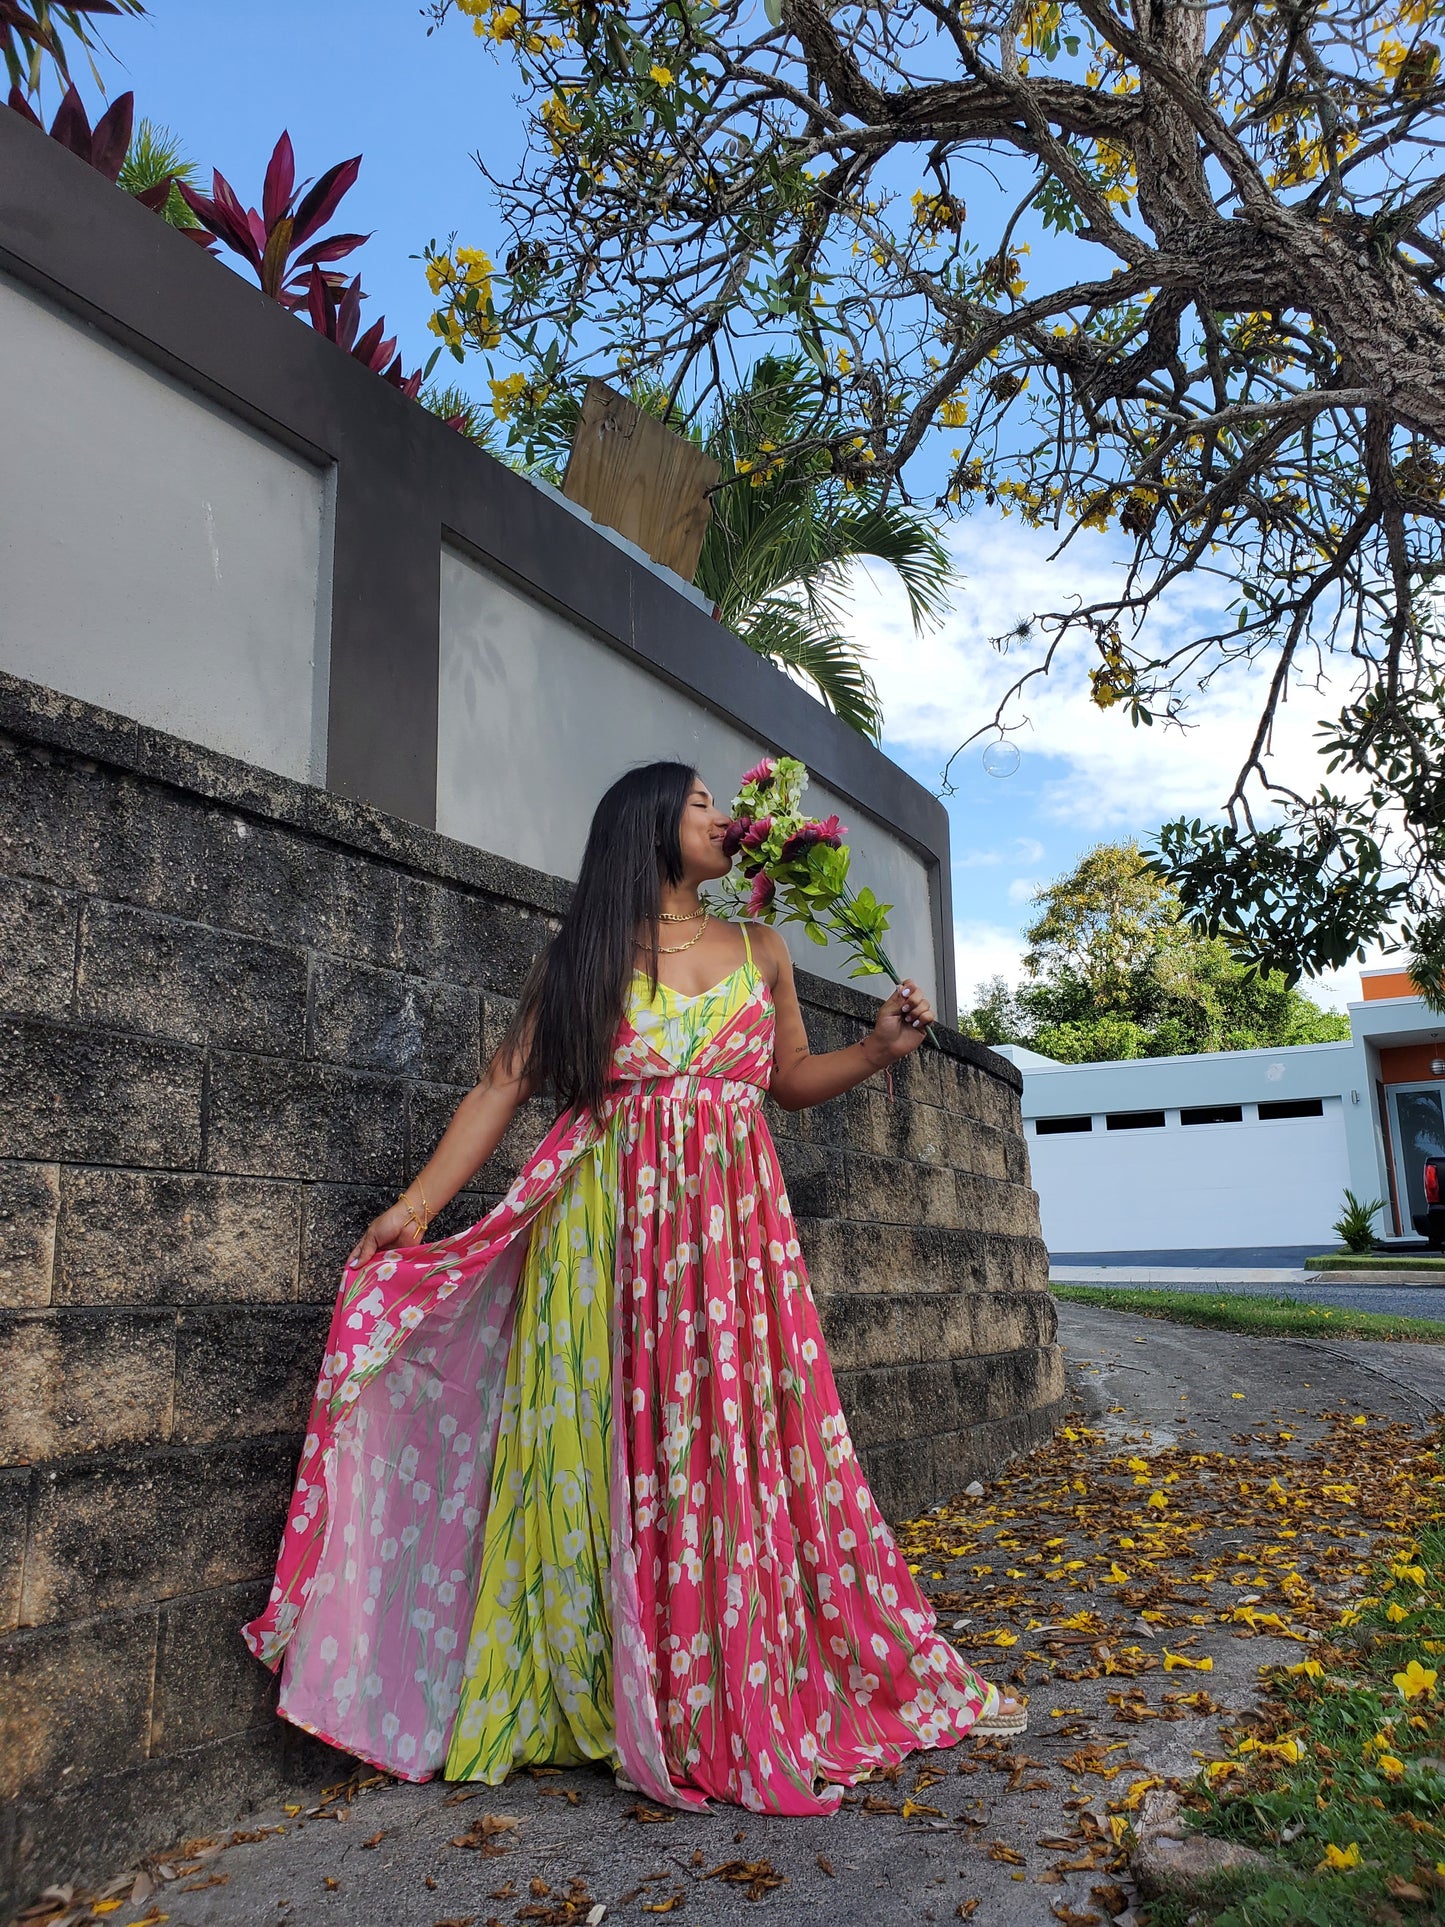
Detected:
[{"left": 1057, "top": 1300, "right": 1445, "bottom": 1439}]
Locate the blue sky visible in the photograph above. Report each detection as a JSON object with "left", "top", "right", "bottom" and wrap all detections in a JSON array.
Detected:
[{"left": 57, "top": 1, "right": 1361, "bottom": 1008}]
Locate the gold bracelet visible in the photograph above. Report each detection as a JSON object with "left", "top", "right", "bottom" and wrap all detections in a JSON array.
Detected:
[{"left": 398, "top": 1190, "right": 429, "bottom": 1237}]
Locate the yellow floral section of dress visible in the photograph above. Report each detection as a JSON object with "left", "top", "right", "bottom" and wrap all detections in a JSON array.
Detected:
[{"left": 445, "top": 1121, "right": 619, "bottom": 1780}]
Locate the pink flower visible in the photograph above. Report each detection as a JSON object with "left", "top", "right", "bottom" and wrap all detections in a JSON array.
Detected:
[
  {"left": 720, "top": 819, "right": 749, "bottom": 856},
  {"left": 747, "top": 872, "right": 776, "bottom": 915},
  {"left": 780, "top": 814, "right": 847, "bottom": 861},
  {"left": 740, "top": 758, "right": 776, "bottom": 789},
  {"left": 741, "top": 815, "right": 773, "bottom": 851}
]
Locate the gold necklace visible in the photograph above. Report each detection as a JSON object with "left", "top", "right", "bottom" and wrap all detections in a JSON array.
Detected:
[
  {"left": 658, "top": 906, "right": 706, "bottom": 922},
  {"left": 656, "top": 911, "right": 709, "bottom": 954}
]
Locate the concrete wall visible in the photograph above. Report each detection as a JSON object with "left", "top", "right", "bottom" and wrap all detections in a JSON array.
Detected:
[
  {"left": 0, "top": 273, "right": 333, "bottom": 785},
  {"left": 438, "top": 549, "right": 937, "bottom": 999},
  {"left": 0, "top": 672, "right": 1059, "bottom": 1915}
]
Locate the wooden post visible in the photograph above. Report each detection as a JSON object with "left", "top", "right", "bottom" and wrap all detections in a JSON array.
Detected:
[{"left": 562, "top": 379, "right": 721, "bottom": 582}]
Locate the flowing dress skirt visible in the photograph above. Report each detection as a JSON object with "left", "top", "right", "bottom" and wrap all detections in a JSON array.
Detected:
[{"left": 245, "top": 960, "right": 991, "bottom": 1813}]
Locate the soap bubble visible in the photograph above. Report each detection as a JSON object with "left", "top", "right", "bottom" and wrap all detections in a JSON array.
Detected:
[{"left": 981, "top": 739, "right": 1021, "bottom": 779}]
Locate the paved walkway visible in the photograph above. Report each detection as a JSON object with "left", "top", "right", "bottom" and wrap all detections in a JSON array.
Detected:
[{"left": 35, "top": 1312, "right": 1445, "bottom": 1927}]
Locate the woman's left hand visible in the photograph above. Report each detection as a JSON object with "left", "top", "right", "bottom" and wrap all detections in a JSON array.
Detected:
[{"left": 869, "top": 979, "right": 935, "bottom": 1059}]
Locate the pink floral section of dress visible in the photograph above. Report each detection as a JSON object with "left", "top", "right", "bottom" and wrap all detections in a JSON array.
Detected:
[{"left": 610, "top": 984, "right": 988, "bottom": 1813}]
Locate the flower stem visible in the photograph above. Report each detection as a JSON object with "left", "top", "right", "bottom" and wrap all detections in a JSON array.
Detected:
[{"left": 832, "top": 886, "right": 940, "bottom": 1049}]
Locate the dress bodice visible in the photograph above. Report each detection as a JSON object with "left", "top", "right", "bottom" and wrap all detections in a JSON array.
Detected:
[{"left": 610, "top": 951, "right": 775, "bottom": 1093}]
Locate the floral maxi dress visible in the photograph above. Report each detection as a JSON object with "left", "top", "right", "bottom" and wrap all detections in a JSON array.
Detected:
[{"left": 244, "top": 932, "right": 992, "bottom": 1813}]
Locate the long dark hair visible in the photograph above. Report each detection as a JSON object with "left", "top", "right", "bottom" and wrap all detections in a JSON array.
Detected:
[{"left": 499, "top": 761, "right": 697, "bottom": 1115}]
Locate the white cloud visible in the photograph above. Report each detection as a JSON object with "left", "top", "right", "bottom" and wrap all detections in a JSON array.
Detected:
[
  {"left": 1006, "top": 876, "right": 1043, "bottom": 906},
  {"left": 954, "top": 836, "right": 1046, "bottom": 870},
  {"left": 953, "top": 920, "right": 1028, "bottom": 1002},
  {"left": 855, "top": 515, "right": 1360, "bottom": 829}
]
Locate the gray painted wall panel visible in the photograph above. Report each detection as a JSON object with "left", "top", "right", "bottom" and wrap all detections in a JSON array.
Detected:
[
  {"left": 0, "top": 271, "right": 331, "bottom": 783},
  {"left": 436, "top": 547, "right": 937, "bottom": 1003}
]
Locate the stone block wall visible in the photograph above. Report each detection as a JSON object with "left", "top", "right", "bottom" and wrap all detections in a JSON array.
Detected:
[{"left": 0, "top": 670, "right": 1060, "bottom": 1913}]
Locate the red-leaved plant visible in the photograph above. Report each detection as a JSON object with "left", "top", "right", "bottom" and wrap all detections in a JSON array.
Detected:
[
  {"left": 177, "top": 130, "right": 368, "bottom": 309},
  {"left": 7, "top": 77, "right": 129, "bottom": 176},
  {"left": 6, "top": 78, "right": 215, "bottom": 245},
  {"left": 9, "top": 85, "right": 469, "bottom": 424},
  {"left": 303, "top": 267, "right": 423, "bottom": 397}
]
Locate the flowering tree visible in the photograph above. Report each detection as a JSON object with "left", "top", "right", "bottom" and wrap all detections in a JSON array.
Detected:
[{"left": 426, "top": 0, "right": 1445, "bottom": 996}]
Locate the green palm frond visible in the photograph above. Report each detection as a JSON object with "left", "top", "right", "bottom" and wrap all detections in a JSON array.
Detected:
[
  {"left": 735, "top": 595, "right": 884, "bottom": 741},
  {"left": 3, "top": 0, "right": 147, "bottom": 95},
  {"left": 118, "top": 119, "right": 201, "bottom": 228},
  {"left": 698, "top": 478, "right": 836, "bottom": 624},
  {"left": 822, "top": 502, "right": 954, "bottom": 630},
  {"left": 693, "top": 354, "right": 958, "bottom": 674}
]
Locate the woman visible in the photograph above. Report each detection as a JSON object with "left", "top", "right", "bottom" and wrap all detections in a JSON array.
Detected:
[{"left": 245, "top": 763, "right": 1022, "bottom": 1815}]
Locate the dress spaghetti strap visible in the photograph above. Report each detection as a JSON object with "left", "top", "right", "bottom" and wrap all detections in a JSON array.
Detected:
[{"left": 741, "top": 921, "right": 753, "bottom": 973}]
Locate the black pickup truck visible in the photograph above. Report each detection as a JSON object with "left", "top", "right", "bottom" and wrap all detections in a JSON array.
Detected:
[{"left": 1415, "top": 1157, "right": 1445, "bottom": 1249}]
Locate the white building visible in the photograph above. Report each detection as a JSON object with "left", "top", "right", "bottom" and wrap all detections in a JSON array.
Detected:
[{"left": 1000, "top": 968, "right": 1445, "bottom": 1257}]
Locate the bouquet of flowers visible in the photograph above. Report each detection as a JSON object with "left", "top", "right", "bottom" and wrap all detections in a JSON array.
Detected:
[{"left": 715, "top": 755, "right": 938, "bottom": 1044}]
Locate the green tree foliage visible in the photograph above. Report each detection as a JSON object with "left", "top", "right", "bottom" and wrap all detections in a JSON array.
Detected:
[{"left": 964, "top": 843, "right": 1351, "bottom": 1062}]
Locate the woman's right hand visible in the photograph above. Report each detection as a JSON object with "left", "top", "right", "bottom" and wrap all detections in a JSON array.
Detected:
[{"left": 347, "top": 1202, "right": 427, "bottom": 1269}]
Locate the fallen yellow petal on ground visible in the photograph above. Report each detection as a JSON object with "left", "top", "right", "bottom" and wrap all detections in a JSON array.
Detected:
[{"left": 1318, "top": 1841, "right": 1363, "bottom": 1871}]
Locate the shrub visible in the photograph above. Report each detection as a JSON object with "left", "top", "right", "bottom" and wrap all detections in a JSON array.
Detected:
[{"left": 1332, "top": 1190, "right": 1385, "bottom": 1254}]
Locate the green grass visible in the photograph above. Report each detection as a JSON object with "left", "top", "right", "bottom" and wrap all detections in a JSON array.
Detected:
[
  {"left": 1145, "top": 1444, "right": 1445, "bottom": 1927},
  {"left": 1050, "top": 1283, "right": 1445, "bottom": 1344},
  {"left": 1306, "top": 1251, "right": 1445, "bottom": 1273}
]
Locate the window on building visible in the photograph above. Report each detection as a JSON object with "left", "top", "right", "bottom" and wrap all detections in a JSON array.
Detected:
[
  {"left": 1180, "top": 1104, "right": 1244, "bottom": 1126},
  {"left": 1257, "top": 1097, "right": 1326, "bottom": 1121},
  {"left": 1105, "top": 1111, "right": 1167, "bottom": 1131},
  {"left": 1034, "top": 1115, "right": 1093, "bottom": 1136}
]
